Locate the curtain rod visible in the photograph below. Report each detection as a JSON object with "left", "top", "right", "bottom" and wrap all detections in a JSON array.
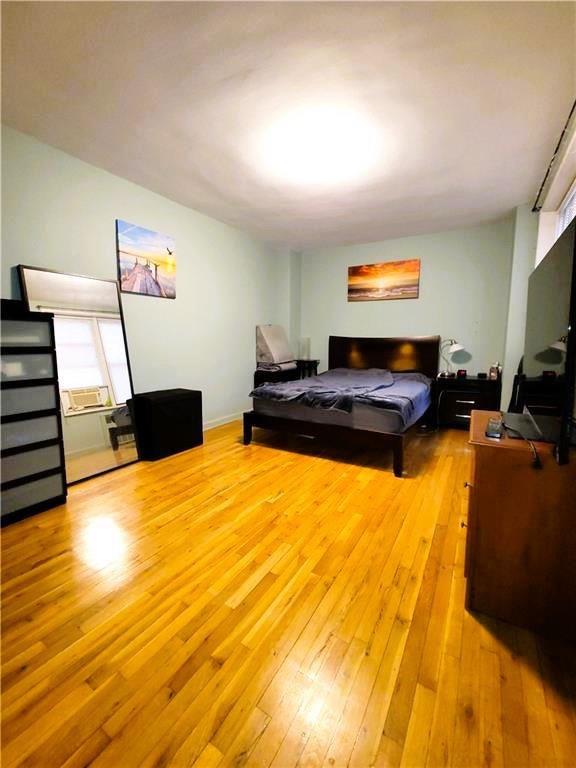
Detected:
[
  {"left": 533, "top": 99, "right": 576, "bottom": 212},
  {"left": 35, "top": 305, "right": 120, "bottom": 319}
]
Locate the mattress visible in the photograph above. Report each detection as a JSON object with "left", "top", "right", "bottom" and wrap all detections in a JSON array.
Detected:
[
  {"left": 251, "top": 368, "right": 431, "bottom": 433},
  {"left": 253, "top": 398, "right": 406, "bottom": 433}
]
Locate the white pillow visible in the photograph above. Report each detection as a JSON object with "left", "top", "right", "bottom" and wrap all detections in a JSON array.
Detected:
[{"left": 256, "top": 325, "right": 294, "bottom": 363}]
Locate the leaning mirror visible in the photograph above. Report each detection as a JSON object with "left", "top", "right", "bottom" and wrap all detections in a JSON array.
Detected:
[{"left": 18, "top": 266, "right": 137, "bottom": 483}]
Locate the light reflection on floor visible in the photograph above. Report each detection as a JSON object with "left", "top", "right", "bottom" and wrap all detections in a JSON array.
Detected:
[
  {"left": 75, "top": 516, "right": 129, "bottom": 584},
  {"left": 304, "top": 695, "right": 326, "bottom": 726}
]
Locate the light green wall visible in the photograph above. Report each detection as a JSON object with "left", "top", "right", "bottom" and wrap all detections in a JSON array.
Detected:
[
  {"left": 61, "top": 412, "right": 109, "bottom": 456},
  {"left": 266, "top": 246, "right": 292, "bottom": 346},
  {"left": 300, "top": 219, "right": 516, "bottom": 382},
  {"left": 265, "top": 247, "right": 302, "bottom": 353},
  {"left": 289, "top": 250, "right": 302, "bottom": 349},
  {"left": 1, "top": 126, "right": 282, "bottom": 426}
]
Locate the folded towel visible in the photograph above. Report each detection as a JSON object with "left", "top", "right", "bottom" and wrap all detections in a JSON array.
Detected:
[{"left": 256, "top": 361, "right": 297, "bottom": 372}]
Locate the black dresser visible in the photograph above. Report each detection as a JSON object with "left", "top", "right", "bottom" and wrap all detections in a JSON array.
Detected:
[
  {"left": 434, "top": 376, "right": 502, "bottom": 430},
  {"left": 1, "top": 299, "right": 67, "bottom": 525}
]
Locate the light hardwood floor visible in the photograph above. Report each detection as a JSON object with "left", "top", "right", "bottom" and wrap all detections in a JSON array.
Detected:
[{"left": 1, "top": 423, "right": 575, "bottom": 767}]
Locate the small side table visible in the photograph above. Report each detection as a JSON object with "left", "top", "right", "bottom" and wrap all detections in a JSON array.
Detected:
[
  {"left": 107, "top": 422, "right": 134, "bottom": 450},
  {"left": 296, "top": 359, "right": 319, "bottom": 378}
]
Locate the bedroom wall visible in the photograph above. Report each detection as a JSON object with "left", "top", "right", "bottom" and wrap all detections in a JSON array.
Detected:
[
  {"left": 1, "top": 126, "right": 284, "bottom": 427},
  {"left": 299, "top": 218, "right": 515, "bottom": 383}
]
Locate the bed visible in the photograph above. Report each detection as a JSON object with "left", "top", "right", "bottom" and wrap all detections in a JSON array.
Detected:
[{"left": 243, "top": 335, "right": 440, "bottom": 477}]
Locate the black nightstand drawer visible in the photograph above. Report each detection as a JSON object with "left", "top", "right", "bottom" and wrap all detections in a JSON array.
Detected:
[
  {"left": 440, "top": 389, "right": 495, "bottom": 410},
  {"left": 435, "top": 378, "right": 501, "bottom": 429},
  {"left": 439, "top": 392, "right": 491, "bottom": 427}
]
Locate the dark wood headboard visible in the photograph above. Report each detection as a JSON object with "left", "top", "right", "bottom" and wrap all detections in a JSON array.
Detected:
[{"left": 328, "top": 335, "right": 440, "bottom": 379}]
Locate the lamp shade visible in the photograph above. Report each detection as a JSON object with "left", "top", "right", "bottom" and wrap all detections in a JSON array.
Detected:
[
  {"left": 550, "top": 336, "right": 567, "bottom": 353},
  {"left": 448, "top": 342, "right": 464, "bottom": 354}
]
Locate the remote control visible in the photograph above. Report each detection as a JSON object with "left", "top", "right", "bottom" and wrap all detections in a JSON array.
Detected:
[{"left": 485, "top": 417, "right": 503, "bottom": 439}]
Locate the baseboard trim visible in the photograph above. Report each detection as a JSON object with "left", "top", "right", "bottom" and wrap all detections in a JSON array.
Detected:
[
  {"left": 65, "top": 443, "right": 111, "bottom": 457},
  {"left": 204, "top": 411, "right": 243, "bottom": 430}
]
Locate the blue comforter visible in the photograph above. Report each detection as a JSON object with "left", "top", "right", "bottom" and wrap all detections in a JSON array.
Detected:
[{"left": 251, "top": 368, "right": 431, "bottom": 428}]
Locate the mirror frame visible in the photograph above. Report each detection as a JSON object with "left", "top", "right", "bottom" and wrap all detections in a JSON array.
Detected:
[{"left": 17, "top": 264, "right": 138, "bottom": 483}]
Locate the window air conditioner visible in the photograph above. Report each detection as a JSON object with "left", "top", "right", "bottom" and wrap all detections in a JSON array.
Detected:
[{"left": 68, "top": 387, "right": 104, "bottom": 410}]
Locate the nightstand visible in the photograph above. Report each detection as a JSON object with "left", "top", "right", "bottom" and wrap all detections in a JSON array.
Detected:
[
  {"left": 253, "top": 367, "right": 299, "bottom": 387},
  {"left": 433, "top": 376, "right": 502, "bottom": 429},
  {"left": 253, "top": 359, "right": 320, "bottom": 387},
  {"left": 296, "top": 359, "right": 319, "bottom": 378}
]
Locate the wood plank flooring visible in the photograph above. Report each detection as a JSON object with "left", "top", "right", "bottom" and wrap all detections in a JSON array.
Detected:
[{"left": 2, "top": 423, "right": 575, "bottom": 767}]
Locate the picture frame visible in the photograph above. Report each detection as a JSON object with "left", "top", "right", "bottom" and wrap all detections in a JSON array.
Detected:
[
  {"left": 347, "top": 259, "right": 420, "bottom": 301},
  {"left": 116, "top": 219, "right": 176, "bottom": 299}
]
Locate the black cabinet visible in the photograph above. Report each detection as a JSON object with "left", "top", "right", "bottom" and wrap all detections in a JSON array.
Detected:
[
  {"left": 434, "top": 376, "right": 501, "bottom": 429},
  {"left": 1, "top": 299, "right": 67, "bottom": 525},
  {"left": 129, "top": 388, "right": 203, "bottom": 461},
  {"left": 510, "top": 375, "right": 564, "bottom": 417}
]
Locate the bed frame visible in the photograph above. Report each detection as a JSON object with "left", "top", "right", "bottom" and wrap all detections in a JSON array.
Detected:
[{"left": 243, "top": 335, "right": 440, "bottom": 477}]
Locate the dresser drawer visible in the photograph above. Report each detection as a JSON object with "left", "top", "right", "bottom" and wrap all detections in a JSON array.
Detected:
[
  {"left": 1, "top": 353, "right": 54, "bottom": 382},
  {"left": 1, "top": 445, "right": 62, "bottom": 484},
  {"left": 1, "top": 473, "right": 65, "bottom": 517},
  {"left": 1, "top": 385, "right": 58, "bottom": 417},
  {"left": 1, "top": 415, "right": 60, "bottom": 451},
  {"left": 1, "top": 319, "right": 52, "bottom": 347}
]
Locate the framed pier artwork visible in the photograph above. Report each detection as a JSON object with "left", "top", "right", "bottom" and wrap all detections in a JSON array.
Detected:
[{"left": 116, "top": 220, "right": 176, "bottom": 299}]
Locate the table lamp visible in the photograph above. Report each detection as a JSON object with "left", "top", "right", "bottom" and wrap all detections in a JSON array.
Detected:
[
  {"left": 440, "top": 338, "right": 464, "bottom": 376},
  {"left": 550, "top": 335, "right": 567, "bottom": 353}
]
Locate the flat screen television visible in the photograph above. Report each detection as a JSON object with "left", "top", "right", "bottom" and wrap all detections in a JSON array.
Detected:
[{"left": 521, "top": 219, "right": 575, "bottom": 463}]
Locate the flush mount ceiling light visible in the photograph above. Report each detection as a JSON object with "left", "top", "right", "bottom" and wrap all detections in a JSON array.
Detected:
[{"left": 253, "top": 104, "right": 383, "bottom": 188}]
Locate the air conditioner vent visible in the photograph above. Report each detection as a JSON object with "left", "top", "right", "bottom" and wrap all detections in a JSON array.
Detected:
[{"left": 68, "top": 387, "right": 104, "bottom": 410}]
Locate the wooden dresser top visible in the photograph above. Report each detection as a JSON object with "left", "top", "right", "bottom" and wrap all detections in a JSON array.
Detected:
[{"left": 469, "top": 410, "right": 555, "bottom": 452}]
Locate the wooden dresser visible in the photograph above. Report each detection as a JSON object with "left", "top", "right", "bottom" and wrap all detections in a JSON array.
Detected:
[{"left": 465, "top": 410, "right": 576, "bottom": 639}]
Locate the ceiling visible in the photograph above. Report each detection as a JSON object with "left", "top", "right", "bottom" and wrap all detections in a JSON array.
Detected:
[{"left": 2, "top": 2, "right": 575, "bottom": 247}]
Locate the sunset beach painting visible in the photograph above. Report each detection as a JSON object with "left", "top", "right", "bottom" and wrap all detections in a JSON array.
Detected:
[
  {"left": 116, "top": 220, "right": 176, "bottom": 299},
  {"left": 347, "top": 259, "right": 420, "bottom": 302}
]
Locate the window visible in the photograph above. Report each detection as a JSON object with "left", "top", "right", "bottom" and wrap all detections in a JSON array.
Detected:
[
  {"left": 538, "top": 178, "right": 576, "bottom": 265},
  {"left": 54, "top": 317, "right": 104, "bottom": 390},
  {"left": 98, "top": 319, "right": 132, "bottom": 405},
  {"left": 53, "top": 315, "right": 131, "bottom": 411},
  {"left": 558, "top": 183, "right": 576, "bottom": 236}
]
